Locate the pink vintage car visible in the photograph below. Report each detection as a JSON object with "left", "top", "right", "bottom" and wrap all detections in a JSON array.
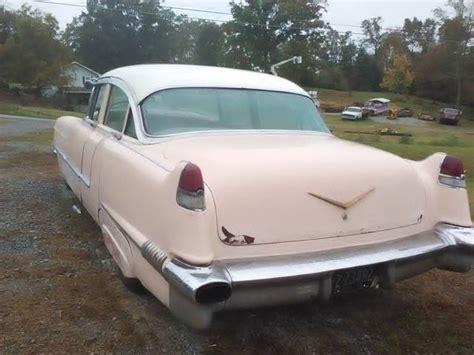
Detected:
[{"left": 54, "top": 65, "right": 474, "bottom": 328}]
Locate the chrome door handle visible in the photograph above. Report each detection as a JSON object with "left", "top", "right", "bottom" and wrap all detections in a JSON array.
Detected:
[{"left": 89, "top": 121, "right": 98, "bottom": 128}]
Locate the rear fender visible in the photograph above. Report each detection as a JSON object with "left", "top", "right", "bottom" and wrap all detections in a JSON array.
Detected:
[{"left": 410, "top": 153, "right": 472, "bottom": 227}]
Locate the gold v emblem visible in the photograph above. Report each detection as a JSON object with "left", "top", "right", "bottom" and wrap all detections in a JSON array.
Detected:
[{"left": 308, "top": 188, "right": 375, "bottom": 210}]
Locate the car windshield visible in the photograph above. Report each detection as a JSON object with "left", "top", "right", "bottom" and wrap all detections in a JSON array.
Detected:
[
  {"left": 346, "top": 107, "right": 361, "bottom": 112},
  {"left": 141, "top": 88, "right": 329, "bottom": 135},
  {"left": 444, "top": 108, "right": 459, "bottom": 115}
]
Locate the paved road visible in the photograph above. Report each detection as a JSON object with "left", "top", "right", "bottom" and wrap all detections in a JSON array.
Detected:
[
  {"left": 1, "top": 117, "right": 473, "bottom": 353},
  {"left": 0, "top": 115, "right": 54, "bottom": 136}
]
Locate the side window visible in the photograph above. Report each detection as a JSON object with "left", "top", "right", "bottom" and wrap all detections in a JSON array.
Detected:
[
  {"left": 87, "top": 85, "right": 106, "bottom": 121},
  {"left": 104, "top": 86, "right": 129, "bottom": 132},
  {"left": 124, "top": 109, "right": 137, "bottom": 139}
]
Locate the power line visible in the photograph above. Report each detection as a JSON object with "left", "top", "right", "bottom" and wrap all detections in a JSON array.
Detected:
[
  {"left": 31, "top": 0, "right": 367, "bottom": 31},
  {"left": 33, "top": 0, "right": 361, "bottom": 34},
  {"left": 31, "top": 0, "right": 469, "bottom": 44}
]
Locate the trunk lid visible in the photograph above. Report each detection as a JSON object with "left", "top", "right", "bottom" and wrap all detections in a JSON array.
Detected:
[{"left": 141, "top": 132, "right": 425, "bottom": 245}]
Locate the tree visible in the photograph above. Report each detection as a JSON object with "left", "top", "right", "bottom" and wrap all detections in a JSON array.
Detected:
[
  {"left": 402, "top": 17, "right": 437, "bottom": 53},
  {"left": 318, "top": 28, "right": 357, "bottom": 90},
  {"left": 361, "top": 17, "right": 384, "bottom": 53},
  {"left": 435, "top": 0, "right": 473, "bottom": 107},
  {"left": 0, "top": 6, "right": 14, "bottom": 45},
  {"left": 64, "top": 0, "right": 183, "bottom": 73},
  {"left": 380, "top": 53, "right": 414, "bottom": 93},
  {"left": 412, "top": 44, "right": 453, "bottom": 101},
  {"left": 360, "top": 17, "right": 385, "bottom": 90},
  {"left": 225, "top": 0, "right": 326, "bottom": 72},
  {"left": 194, "top": 22, "right": 224, "bottom": 66},
  {"left": 0, "top": 6, "right": 69, "bottom": 91},
  {"left": 352, "top": 47, "right": 379, "bottom": 91}
]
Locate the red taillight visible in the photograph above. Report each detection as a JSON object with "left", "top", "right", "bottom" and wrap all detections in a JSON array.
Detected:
[
  {"left": 178, "top": 163, "right": 203, "bottom": 192},
  {"left": 177, "top": 163, "right": 205, "bottom": 210},
  {"left": 440, "top": 155, "right": 464, "bottom": 177}
]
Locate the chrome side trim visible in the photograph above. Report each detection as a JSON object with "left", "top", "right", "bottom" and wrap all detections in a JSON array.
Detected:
[{"left": 54, "top": 146, "right": 90, "bottom": 187}]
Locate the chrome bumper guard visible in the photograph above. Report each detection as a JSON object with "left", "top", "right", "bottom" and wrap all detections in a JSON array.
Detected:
[{"left": 144, "top": 224, "right": 474, "bottom": 308}]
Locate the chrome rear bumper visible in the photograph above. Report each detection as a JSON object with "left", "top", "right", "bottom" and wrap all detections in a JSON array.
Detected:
[{"left": 143, "top": 224, "right": 474, "bottom": 327}]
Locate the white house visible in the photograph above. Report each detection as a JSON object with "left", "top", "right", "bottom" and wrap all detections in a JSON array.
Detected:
[
  {"left": 62, "top": 62, "right": 100, "bottom": 112},
  {"left": 63, "top": 62, "right": 100, "bottom": 88}
]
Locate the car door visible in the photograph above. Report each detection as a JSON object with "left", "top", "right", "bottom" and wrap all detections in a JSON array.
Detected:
[
  {"left": 79, "top": 84, "right": 111, "bottom": 217},
  {"left": 56, "top": 84, "right": 108, "bottom": 201},
  {"left": 81, "top": 84, "right": 131, "bottom": 217}
]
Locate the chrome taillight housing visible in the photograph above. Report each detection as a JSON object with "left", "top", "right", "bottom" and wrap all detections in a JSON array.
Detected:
[
  {"left": 439, "top": 155, "right": 466, "bottom": 188},
  {"left": 176, "top": 162, "right": 205, "bottom": 211}
]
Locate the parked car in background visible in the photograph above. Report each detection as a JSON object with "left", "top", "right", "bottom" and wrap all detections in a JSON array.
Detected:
[
  {"left": 419, "top": 112, "right": 435, "bottom": 121},
  {"left": 341, "top": 106, "right": 364, "bottom": 120},
  {"left": 54, "top": 64, "right": 474, "bottom": 329},
  {"left": 397, "top": 108, "right": 414, "bottom": 118},
  {"left": 364, "top": 98, "right": 390, "bottom": 116},
  {"left": 439, "top": 108, "right": 462, "bottom": 126}
]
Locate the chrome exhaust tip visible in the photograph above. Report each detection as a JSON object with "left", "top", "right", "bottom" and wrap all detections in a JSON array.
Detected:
[{"left": 195, "top": 282, "right": 232, "bottom": 304}]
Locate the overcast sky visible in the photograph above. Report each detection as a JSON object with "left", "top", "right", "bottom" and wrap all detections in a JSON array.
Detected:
[{"left": 5, "top": 0, "right": 447, "bottom": 37}]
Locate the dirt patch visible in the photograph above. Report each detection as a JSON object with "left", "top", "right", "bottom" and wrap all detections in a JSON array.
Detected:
[
  {"left": 370, "top": 115, "right": 428, "bottom": 127},
  {"left": 0, "top": 118, "right": 473, "bottom": 353}
]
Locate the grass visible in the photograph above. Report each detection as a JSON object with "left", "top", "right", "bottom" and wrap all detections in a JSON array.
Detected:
[
  {"left": 1, "top": 130, "right": 54, "bottom": 145},
  {"left": 0, "top": 101, "right": 82, "bottom": 119},
  {"left": 0, "top": 89, "right": 82, "bottom": 119},
  {"left": 324, "top": 114, "right": 474, "bottom": 218},
  {"left": 313, "top": 87, "right": 474, "bottom": 123}
]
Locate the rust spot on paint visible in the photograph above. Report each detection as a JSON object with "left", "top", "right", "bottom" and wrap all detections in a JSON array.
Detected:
[{"left": 221, "top": 227, "right": 255, "bottom": 245}]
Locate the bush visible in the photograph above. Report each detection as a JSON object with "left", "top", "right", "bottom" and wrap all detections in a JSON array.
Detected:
[{"left": 428, "top": 135, "right": 463, "bottom": 147}]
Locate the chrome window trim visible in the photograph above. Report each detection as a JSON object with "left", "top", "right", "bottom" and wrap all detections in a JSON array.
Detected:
[
  {"left": 102, "top": 84, "right": 130, "bottom": 135},
  {"left": 95, "top": 77, "right": 148, "bottom": 143},
  {"left": 137, "top": 129, "right": 334, "bottom": 145},
  {"left": 84, "top": 84, "right": 110, "bottom": 125},
  {"left": 122, "top": 108, "right": 139, "bottom": 141},
  {"left": 138, "top": 87, "right": 329, "bottom": 141}
]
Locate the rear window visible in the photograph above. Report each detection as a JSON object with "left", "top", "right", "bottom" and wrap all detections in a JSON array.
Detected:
[{"left": 141, "top": 88, "right": 329, "bottom": 135}]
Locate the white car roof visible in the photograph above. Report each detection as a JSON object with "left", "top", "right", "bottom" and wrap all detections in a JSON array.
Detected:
[
  {"left": 369, "top": 98, "right": 391, "bottom": 103},
  {"left": 101, "top": 64, "right": 309, "bottom": 102}
]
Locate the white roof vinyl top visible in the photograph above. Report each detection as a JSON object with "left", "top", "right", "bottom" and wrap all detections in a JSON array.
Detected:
[
  {"left": 101, "top": 64, "right": 309, "bottom": 102},
  {"left": 369, "top": 97, "right": 391, "bottom": 103}
]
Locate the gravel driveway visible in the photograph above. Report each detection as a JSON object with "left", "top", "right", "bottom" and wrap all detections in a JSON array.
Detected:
[{"left": 1, "top": 116, "right": 473, "bottom": 353}]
